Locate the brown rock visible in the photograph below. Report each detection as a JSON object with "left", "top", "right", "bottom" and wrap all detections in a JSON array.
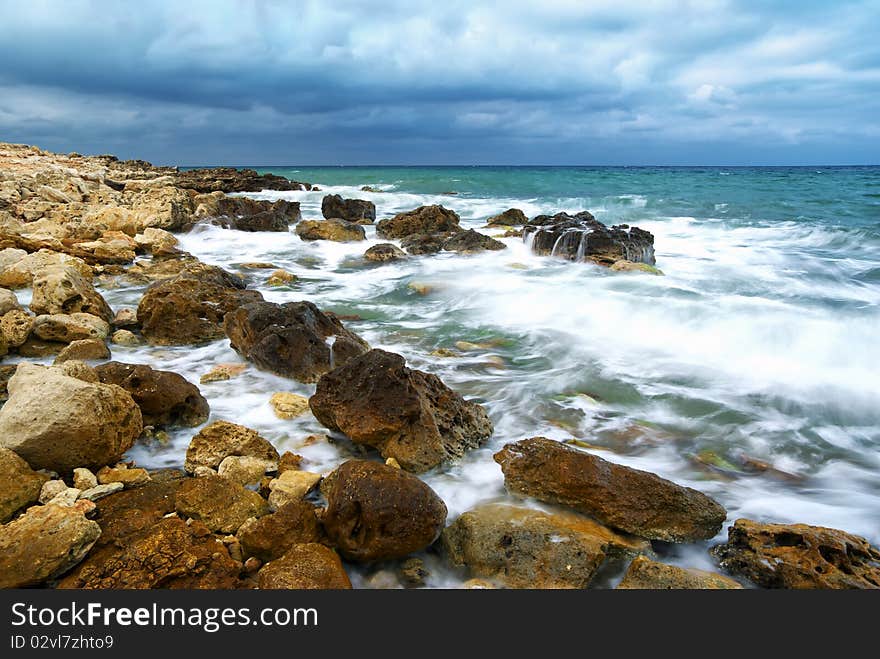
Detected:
[
  {"left": 0, "top": 447, "right": 49, "bottom": 523},
  {"left": 124, "top": 255, "right": 246, "bottom": 289},
  {"left": 176, "top": 167, "right": 309, "bottom": 194},
  {"left": 321, "top": 460, "right": 447, "bottom": 562},
  {"left": 310, "top": 349, "right": 493, "bottom": 472},
  {"left": 376, "top": 205, "right": 461, "bottom": 239},
  {"left": 207, "top": 197, "right": 301, "bottom": 232},
  {"left": 617, "top": 555, "right": 742, "bottom": 589},
  {"left": 494, "top": 437, "right": 726, "bottom": 542},
  {"left": 711, "top": 519, "right": 880, "bottom": 589},
  {"left": 257, "top": 543, "right": 351, "bottom": 589},
  {"left": 442, "top": 229, "right": 506, "bottom": 253},
  {"left": 111, "top": 329, "right": 140, "bottom": 346},
  {"left": 486, "top": 208, "right": 528, "bottom": 226},
  {"left": 55, "top": 359, "right": 99, "bottom": 382},
  {"left": 266, "top": 269, "right": 297, "bottom": 286},
  {"left": 96, "top": 465, "right": 151, "bottom": 487},
  {"left": 442, "top": 503, "right": 649, "bottom": 589},
  {"left": 53, "top": 337, "right": 111, "bottom": 363},
  {"left": 321, "top": 194, "right": 376, "bottom": 224},
  {"left": 185, "top": 420, "right": 280, "bottom": 473},
  {"left": 224, "top": 301, "right": 369, "bottom": 383},
  {"left": 237, "top": 500, "right": 323, "bottom": 562},
  {"left": 175, "top": 474, "right": 269, "bottom": 534},
  {"left": 0, "top": 364, "right": 15, "bottom": 403},
  {"left": 364, "top": 243, "right": 408, "bottom": 262},
  {"left": 0, "top": 288, "right": 19, "bottom": 315},
  {"left": 94, "top": 361, "right": 209, "bottom": 428},
  {"left": 295, "top": 218, "right": 366, "bottom": 242}
]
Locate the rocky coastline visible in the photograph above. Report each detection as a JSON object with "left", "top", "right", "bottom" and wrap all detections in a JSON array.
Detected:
[{"left": 1, "top": 142, "right": 878, "bottom": 590}]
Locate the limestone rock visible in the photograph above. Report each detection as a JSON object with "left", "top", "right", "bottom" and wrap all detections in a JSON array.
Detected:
[
  {"left": 30, "top": 264, "right": 113, "bottom": 322},
  {"left": 295, "top": 218, "right": 366, "bottom": 242},
  {"left": 267, "top": 470, "right": 322, "bottom": 510},
  {"left": 376, "top": 205, "right": 460, "bottom": 239},
  {"left": 53, "top": 338, "right": 111, "bottom": 363},
  {"left": 175, "top": 473, "right": 269, "bottom": 534},
  {"left": 72, "top": 467, "right": 98, "bottom": 490},
  {"left": 257, "top": 544, "right": 351, "bottom": 589},
  {"left": 321, "top": 194, "right": 376, "bottom": 224},
  {"left": 0, "top": 447, "right": 49, "bottom": 523},
  {"left": 486, "top": 208, "right": 528, "bottom": 226},
  {"left": 270, "top": 392, "right": 310, "bottom": 419},
  {"left": 32, "top": 313, "right": 110, "bottom": 343},
  {"left": 237, "top": 500, "right": 323, "bottom": 562},
  {"left": 217, "top": 456, "right": 275, "bottom": 487},
  {"left": 364, "top": 243, "right": 408, "bottom": 262},
  {"left": 0, "top": 309, "right": 33, "bottom": 347},
  {"left": 0, "top": 288, "right": 19, "bottom": 315},
  {"left": 96, "top": 465, "right": 151, "bottom": 487},
  {"left": 617, "top": 555, "right": 742, "bottom": 589},
  {"left": 185, "top": 420, "right": 280, "bottom": 473}
]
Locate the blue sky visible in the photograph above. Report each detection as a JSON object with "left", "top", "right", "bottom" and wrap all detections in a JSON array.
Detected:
[{"left": 1, "top": 0, "right": 878, "bottom": 165}]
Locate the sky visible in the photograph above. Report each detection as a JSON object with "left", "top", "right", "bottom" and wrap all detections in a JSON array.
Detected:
[{"left": 0, "top": 0, "right": 879, "bottom": 165}]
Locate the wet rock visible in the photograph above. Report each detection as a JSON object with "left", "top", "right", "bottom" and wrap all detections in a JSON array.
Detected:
[
  {"left": 267, "top": 470, "right": 322, "bottom": 510},
  {"left": 134, "top": 227, "right": 179, "bottom": 255},
  {"left": 610, "top": 260, "right": 664, "bottom": 275},
  {"left": 175, "top": 473, "right": 269, "bottom": 534},
  {"left": 266, "top": 269, "right": 297, "bottom": 286},
  {"left": 442, "top": 229, "right": 506, "bottom": 253},
  {"left": 207, "top": 197, "right": 301, "bottom": 232},
  {"left": 200, "top": 362, "right": 247, "bottom": 383},
  {"left": 237, "top": 500, "right": 323, "bottom": 562},
  {"left": 523, "top": 212, "right": 656, "bottom": 266},
  {"left": 0, "top": 447, "right": 49, "bottom": 522},
  {"left": 15, "top": 336, "right": 65, "bottom": 357},
  {"left": 278, "top": 451, "right": 304, "bottom": 473},
  {"left": 124, "top": 254, "right": 246, "bottom": 289},
  {"left": 94, "top": 361, "right": 209, "bottom": 428},
  {"left": 0, "top": 309, "right": 33, "bottom": 347},
  {"left": 224, "top": 300, "right": 369, "bottom": 383},
  {"left": 185, "top": 420, "right": 280, "bottom": 473},
  {"left": 376, "top": 205, "right": 461, "bottom": 239},
  {"left": 111, "top": 329, "right": 140, "bottom": 346},
  {"left": 0, "top": 363, "right": 142, "bottom": 473},
  {"left": 399, "top": 557, "right": 429, "bottom": 587},
  {"left": 0, "top": 288, "right": 19, "bottom": 315},
  {"left": 32, "top": 313, "right": 110, "bottom": 343},
  {"left": 321, "top": 460, "right": 447, "bottom": 562},
  {"left": 137, "top": 274, "right": 263, "bottom": 345},
  {"left": 710, "top": 519, "right": 880, "bottom": 589},
  {"left": 257, "top": 543, "right": 351, "bottom": 589},
  {"left": 30, "top": 264, "right": 113, "bottom": 322},
  {"left": 400, "top": 233, "right": 449, "bottom": 255},
  {"left": 486, "top": 208, "right": 528, "bottom": 226},
  {"left": 442, "top": 503, "right": 649, "bottom": 589},
  {"left": 0, "top": 502, "right": 100, "bottom": 588},
  {"left": 494, "top": 437, "right": 726, "bottom": 542},
  {"left": 72, "top": 467, "right": 98, "bottom": 490},
  {"left": 218, "top": 455, "right": 275, "bottom": 487},
  {"left": 270, "top": 392, "right": 310, "bottom": 419},
  {"left": 310, "top": 349, "right": 493, "bottom": 472},
  {"left": 176, "top": 167, "right": 310, "bottom": 193},
  {"left": 53, "top": 337, "right": 111, "bottom": 363},
  {"left": 617, "top": 555, "right": 742, "bottom": 589},
  {"left": 321, "top": 194, "right": 376, "bottom": 224},
  {"left": 295, "top": 218, "right": 366, "bottom": 242},
  {"left": 96, "top": 464, "right": 151, "bottom": 488},
  {"left": 364, "top": 243, "right": 407, "bottom": 262},
  {"left": 79, "top": 482, "right": 124, "bottom": 501}
]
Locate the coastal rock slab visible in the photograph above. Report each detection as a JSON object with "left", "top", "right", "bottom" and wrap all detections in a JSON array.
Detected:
[
  {"left": 94, "top": 361, "right": 209, "bottom": 428},
  {"left": 257, "top": 544, "right": 351, "bottom": 589},
  {"left": 309, "top": 349, "right": 493, "bottom": 472},
  {"left": 616, "top": 555, "right": 742, "bottom": 589},
  {"left": 176, "top": 167, "right": 310, "bottom": 193},
  {"left": 237, "top": 500, "right": 323, "bottom": 562},
  {"left": 124, "top": 254, "right": 246, "bottom": 289},
  {"left": 295, "top": 218, "right": 366, "bottom": 242},
  {"left": 30, "top": 264, "right": 113, "bottom": 322},
  {"left": 711, "top": 519, "right": 880, "bottom": 589},
  {"left": 321, "top": 194, "right": 376, "bottom": 224},
  {"left": 376, "top": 205, "right": 461, "bottom": 239},
  {"left": 224, "top": 300, "right": 369, "bottom": 383},
  {"left": 0, "top": 249, "right": 92, "bottom": 289},
  {"left": 0, "top": 447, "right": 49, "bottom": 523},
  {"left": 321, "top": 460, "right": 447, "bottom": 562},
  {"left": 442, "top": 503, "right": 649, "bottom": 589},
  {"left": 0, "top": 363, "right": 143, "bottom": 472},
  {"left": 175, "top": 473, "right": 269, "bottom": 534},
  {"left": 185, "top": 420, "right": 280, "bottom": 473},
  {"left": 494, "top": 437, "right": 726, "bottom": 542}
]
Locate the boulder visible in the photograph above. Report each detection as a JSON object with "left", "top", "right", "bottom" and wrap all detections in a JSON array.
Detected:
[
  {"left": 0, "top": 447, "right": 49, "bottom": 523},
  {"left": 133, "top": 227, "right": 179, "bottom": 255},
  {"left": 0, "top": 309, "right": 33, "bottom": 347},
  {"left": 523, "top": 212, "right": 655, "bottom": 266},
  {"left": 237, "top": 500, "right": 323, "bottom": 562},
  {"left": 124, "top": 254, "right": 246, "bottom": 289},
  {"left": 32, "top": 313, "right": 110, "bottom": 343},
  {"left": 364, "top": 243, "right": 407, "bottom": 262},
  {"left": 295, "top": 218, "right": 366, "bottom": 242},
  {"left": 94, "top": 361, "right": 209, "bottom": 428},
  {"left": 617, "top": 555, "right": 742, "bottom": 589},
  {"left": 111, "top": 329, "right": 139, "bottom": 346},
  {"left": 208, "top": 197, "right": 301, "bottom": 232},
  {"left": 30, "top": 264, "right": 113, "bottom": 322},
  {"left": 53, "top": 338, "right": 111, "bottom": 363},
  {"left": 711, "top": 519, "right": 880, "bottom": 589},
  {"left": 321, "top": 460, "right": 447, "bottom": 562},
  {"left": 137, "top": 274, "right": 263, "bottom": 345},
  {"left": 442, "top": 229, "right": 506, "bottom": 253},
  {"left": 0, "top": 363, "right": 143, "bottom": 473},
  {"left": 442, "top": 503, "right": 649, "bottom": 589},
  {"left": 55, "top": 359, "right": 99, "bottom": 382},
  {"left": 400, "top": 233, "right": 449, "bottom": 255},
  {"left": 257, "top": 544, "right": 351, "bottom": 589},
  {"left": 185, "top": 420, "right": 280, "bottom": 473},
  {"left": 486, "top": 208, "right": 528, "bottom": 226},
  {"left": 321, "top": 194, "right": 376, "bottom": 224},
  {"left": 494, "top": 437, "right": 726, "bottom": 542},
  {"left": 224, "top": 301, "right": 369, "bottom": 383},
  {"left": 376, "top": 205, "right": 460, "bottom": 239},
  {"left": 175, "top": 474, "right": 270, "bottom": 534},
  {"left": 310, "top": 349, "right": 493, "bottom": 473},
  {"left": 0, "top": 502, "right": 100, "bottom": 588}
]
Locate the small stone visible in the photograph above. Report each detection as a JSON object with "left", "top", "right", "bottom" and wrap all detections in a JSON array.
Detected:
[
  {"left": 96, "top": 465, "right": 151, "bottom": 487},
  {"left": 269, "top": 392, "right": 311, "bottom": 420},
  {"left": 218, "top": 455, "right": 276, "bottom": 487},
  {"left": 200, "top": 363, "right": 247, "bottom": 383},
  {"left": 72, "top": 468, "right": 98, "bottom": 490},
  {"left": 267, "top": 470, "right": 322, "bottom": 510},
  {"left": 111, "top": 329, "right": 140, "bottom": 346},
  {"left": 239, "top": 262, "right": 277, "bottom": 270},
  {"left": 244, "top": 557, "right": 262, "bottom": 573},
  {"left": 48, "top": 488, "right": 82, "bottom": 507},
  {"left": 266, "top": 269, "right": 297, "bottom": 286},
  {"left": 277, "top": 451, "right": 304, "bottom": 474},
  {"left": 113, "top": 308, "right": 138, "bottom": 328},
  {"left": 39, "top": 479, "right": 69, "bottom": 504},
  {"left": 53, "top": 338, "right": 110, "bottom": 364},
  {"left": 79, "top": 482, "right": 124, "bottom": 501},
  {"left": 257, "top": 544, "right": 351, "bottom": 589},
  {"left": 399, "top": 557, "right": 429, "bottom": 587},
  {"left": 385, "top": 457, "right": 401, "bottom": 469}
]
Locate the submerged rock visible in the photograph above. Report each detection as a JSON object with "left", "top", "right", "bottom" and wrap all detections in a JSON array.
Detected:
[
  {"left": 309, "top": 349, "right": 493, "bottom": 472},
  {"left": 321, "top": 194, "right": 376, "bottom": 224},
  {"left": 224, "top": 300, "right": 369, "bottom": 383},
  {"left": 400, "top": 233, "right": 450, "bottom": 255},
  {"left": 442, "top": 229, "right": 506, "bottom": 253},
  {"left": 0, "top": 363, "right": 143, "bottom": 473},
  {"left": 0, "top": 447, "right": 49, "bottom": 523},
  {"left": 442, "top": 503, "right": 649, "bottom": 589},
  {"left": 185, "top": 420, "right": 280, "bottom": 473},
  {"left": 617, "top": 555, "right": 742, "bottom": 589},
  {"left": 257, "top": 543, "right": 351, "bottom": 589},
  {"left": 523, "top": 212, "right": 655, "bottom": 266},
  {"left": 711, "top": 519, "right": 880, "bottom": 589},
  {"left": 376, "top": 205, "right": 461, "bottom": 239},
  {"left": 321, "top": 460, "right": 447, "bottom": 562},
  {"left": 94, "top": 361, "right": 209, "bottom": 428},
  {"left": 364, "top": 243, "right": 408, "bottom": 262},
  {"left": 494, "top": 437, "right": 726, "bottom": 542},
  {"left": 295, "top": 218, "right": 366, "bottom": 242},
  {"left": 486, "top": 208, "right": 528, "bottom": 226},
  {"left": 610, "top": 260, "right": 664, "bottom": 275}
]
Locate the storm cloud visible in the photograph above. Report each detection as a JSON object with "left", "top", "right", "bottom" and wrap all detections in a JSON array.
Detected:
[{"left": 1, "top": 0, "right": 878, "bottom": 164}]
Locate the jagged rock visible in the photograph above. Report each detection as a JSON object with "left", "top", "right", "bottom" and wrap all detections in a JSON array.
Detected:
[
  {"left": 257, "top": 544, "right": 351, "bottom": 589},
  {"left": 237, "top": 500, "right": 323, "bottom": 562},
  {"left": 94, "top": 362, "right": 209, "bottom": 428},
  {"left": 442, "top": 503, "right": 649, "bottom": 589},
  {"left": 321, "top": 460, "right": 447, "bottom": 562},
  {"left": 523, "top": 212, "right": 655, "bottom": 266},
  {"left": 32, "top": 313, "right": 110, "bottom": 343},
  {"left": 364, "top": 243, "right": 407, "bottom": 262},
  {"left": 30, "top": 264, "right": 113, "bottom": 322},
  {"left": 175, "top": 167, "right": 310, "bottom": 193},
  {"left": 442, "top": 229, "right": 506, "bottom": 253},
  {"left": 0, "top": 447, "right": 49, "bottom": 522},
  {"left": 55, "top": 359, "right": 99, "bottom": 382},
  {"left": 72, "top": 467, "right": 98, "bottom": 490},
  {"left": 137, "top": 274, "right": 263, "bottom": 345},
  {"left": 96, "top": 465, "right": 151, "bottom": 487},
  {"left": 134, "top": 227, "right": 179, "bottom": 255},
  {"left": 0, "top": 364, "right": 16, "bottom": 403},
  {"left": 206, "top": 197, "right": 301, "bottom": 231},
  {"left": 295, "top": 218, "right": 366, "bottom": 242},
  {"left": 486, "top": 208, "right": 528, "bottom": 226},
  {"left": 310, "top": 349, "right": 493, "bottom": 472},
  {"left": 39, "top": 479, "right": 69, "bottom": 504},
  {"left": 0, "top": 249, "right": 92, "bottom": 289},
  {"left": 617, "top": 555, "right": 742, "bottom": 589},
  {"left": 321, "top": 194, "right": 376, "bottom": 224},
  {"left": 0, "top": 309, "right": 33, "bottom": 347},
  {"left": 376, "top": 205, "right": 460, "bottom": 239},
  {"left": 269, "top": 392, "right": 310, "bottom": 419},
  {"left": 0, "top": 363, "right": 142, "bottom": 472},
  {"left": 124, "top": 255, "right": 246, "bottom": 288},
  {"left": 400, "top": 233, "right": 450, "bottom": 255},
  {"left": 0, "top": 288, "right": 19, "bottom": 315},
  {"left": 711, "top": 519, "right": 880, "bottom": 589},
  {"left": 494, "top": 437, "right": 726, "bottom": 542},
  {"left": 79, "top": 482, "right": 124, "bottom": 501},
  {"left": 217, "top": 455, "right": 275, "bottom": 487},
  {"left": 175, "top": 473, "right": 269, "bottom": 534},
  {"left": 53, "top": 338, "right": 111, "bottom": 363},
  {"left": 185, "top": 420, "right": 279, "bottom": 473},
  {"left": 224, "top": 301, "right": 369, "bottom": 383}
]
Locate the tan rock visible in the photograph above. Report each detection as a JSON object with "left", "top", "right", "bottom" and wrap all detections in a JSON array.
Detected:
[
  {"left": 0, "top": 447, "right": 49, "bottom": 523},
  {"left": 96, "top": 465, "right": 151, "bottom": 487},
  {"left": 185, "top": 420, "right": 279, "bottom": 473},
  {"left": 30, "top": 264, "right": 112, "bottom": 322},
  {"left": 53, "top": 338, "right": 111, "bottom": 363},
  {"left": 267, "top": 470, "right": 322, "bottom": 509},
  {"left": 54, "top": 360, "right": 99, "bottom": 382},
  {"left": 217, "top": 455, "right": 275, "bottom": 487},
  {"left": 111, "top": 329, "right": 140, "bottom": 346},
  {"left": 266, "top": 269, "right": 297, "bottom": 286},
  {"left": 270, "top": 392, "right": 311, "bottom": 419},
  {"left": 32, "top": 313, "right": 110, "bottom": 343},
  {"left": 0, "top": 249, "right": 92, "bottom": 289},
  {"left": 72, "top": 467, "right": 98, "bottom": 490},
  {"left": 617, "top": 555, "right": 742, "bottom": 589},
  {"left": 0, "top": 309, "right": 34, "bottom": 347},
  {"left": 39, "top": 479, "right": 69, "bottom": 504},
  {"left": 134, "top": 227, "right": 179, "bottom": 255},
  {"left": 79, "top": 482, "right": 124, "bottom": 501},
  {"left": 0, "top": 288, "right": 19, "bottom": 316},
  {"left": 200, "top": 362, "right": 247, "bottom": 383},
  {"left": 295, "top": 219, "right": 365, "bottom": 242}
]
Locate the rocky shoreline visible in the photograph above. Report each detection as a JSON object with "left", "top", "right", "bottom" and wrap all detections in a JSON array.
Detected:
[{"left": 1, "top": 142, "right": 878, "bottom": 590}]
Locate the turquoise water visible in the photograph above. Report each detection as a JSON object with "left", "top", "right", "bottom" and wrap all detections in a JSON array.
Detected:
[{"left": 113, "top": 165, "right": 879, "bottom": 585}]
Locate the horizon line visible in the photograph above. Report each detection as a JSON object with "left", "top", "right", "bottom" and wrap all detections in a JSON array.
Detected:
[{"left": 176, "top": 163, "right": 880, "bottom": 169}]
